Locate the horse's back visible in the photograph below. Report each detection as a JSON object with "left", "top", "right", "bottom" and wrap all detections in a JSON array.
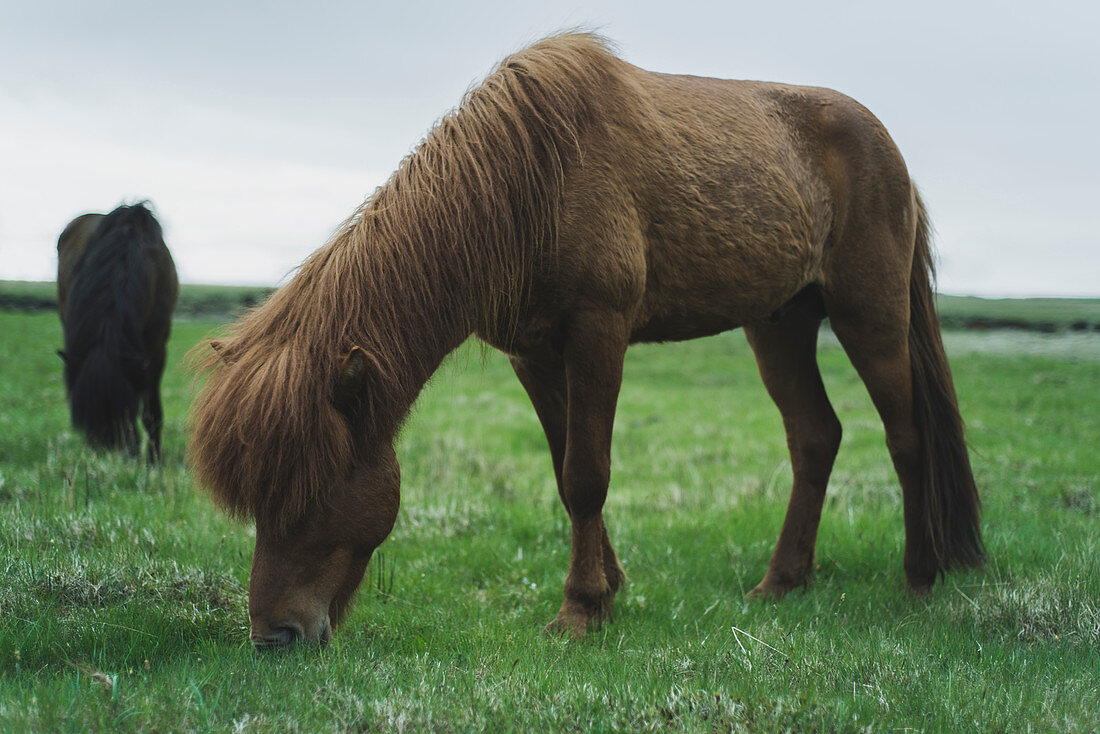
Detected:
[{"left": 548, "top": 63, "right": 913, "bottom": 343}]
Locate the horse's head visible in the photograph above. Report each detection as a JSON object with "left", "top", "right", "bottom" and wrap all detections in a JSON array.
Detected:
[
  {"left": 248, "top": 440, "right": 400, "bottom": 648},
  {"left": 191, "top": 343, "right": 401, "bottom": 648}
]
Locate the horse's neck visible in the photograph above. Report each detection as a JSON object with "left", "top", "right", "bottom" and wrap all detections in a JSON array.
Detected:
[
  {"left": 364, "top": 258, "right": 480, "bottom": 437},
  {"left": 342, "top": 182, "right": 527, "bottom": 433}
]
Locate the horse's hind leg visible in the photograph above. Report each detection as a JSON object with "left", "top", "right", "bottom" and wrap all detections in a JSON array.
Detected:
[
  {"left": 122, "top": 422, "right": 140, "bottom": 458},
  {"left": 825, "top": 266, "right": 938, "bottom": 591},
  {"left": 744, "top": 289, "right": 842, "bottom": 597},
  {"left": 142, "top": 390, "right": 163, "bottom": 465},
  {"left": 510, "top": 354, "right": 625, "bottom": 597}
]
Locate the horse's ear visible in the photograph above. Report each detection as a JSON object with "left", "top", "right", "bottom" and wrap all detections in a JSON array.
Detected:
[
  {"left": 210, "top": 339, "right": 237, "bottom": 365},
  {"left": 333, "top": 346, "right": 378, "bottom": 419}
]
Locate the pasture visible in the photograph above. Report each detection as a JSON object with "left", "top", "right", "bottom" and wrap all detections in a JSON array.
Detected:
[{"left": 1, "top": 303, "right": 1097, "bottom": 731}]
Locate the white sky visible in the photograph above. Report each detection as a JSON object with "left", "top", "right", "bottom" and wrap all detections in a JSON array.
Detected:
[{"left": 1, "top": 0, "right": 1097, "bottom": 295}]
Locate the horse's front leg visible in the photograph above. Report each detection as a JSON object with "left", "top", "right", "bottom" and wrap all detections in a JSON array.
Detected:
[
  {"left": 544, "top": 311, "right": 628, "bottom": 638},
  {"left": 511, "top": 353, "right": 626, "bottom": 607}
]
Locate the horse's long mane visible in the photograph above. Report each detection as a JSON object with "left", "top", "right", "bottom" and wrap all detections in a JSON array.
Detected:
[
  {"left": 65, "top": 203, "right": 163, "bottom": 443},
  {"left": 189, "top": 33, "right": 624, "bottom": 528}
]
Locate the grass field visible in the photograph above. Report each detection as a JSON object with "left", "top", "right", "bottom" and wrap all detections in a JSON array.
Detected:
[{"left": 1, "top": 307, "right": 1098, "bottom": 731}]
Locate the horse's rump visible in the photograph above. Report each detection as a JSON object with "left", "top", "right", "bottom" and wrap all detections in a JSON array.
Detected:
[{"left": 58, "top": 203, "right": 178, "bottom": 456}]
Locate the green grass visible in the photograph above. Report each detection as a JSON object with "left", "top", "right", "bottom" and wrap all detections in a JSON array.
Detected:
[{"left": 1, "top": 310, "right": 1098, "bottom": 731}]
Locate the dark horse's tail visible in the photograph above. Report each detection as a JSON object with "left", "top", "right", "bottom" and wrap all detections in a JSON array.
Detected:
[{"left": 908, "top": 192, "right": 984, "bottom": 575}]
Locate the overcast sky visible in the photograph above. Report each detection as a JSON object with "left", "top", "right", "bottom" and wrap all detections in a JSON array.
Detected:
[{"left": 1, "top": 0, "right": 1097, "bottom": 296}]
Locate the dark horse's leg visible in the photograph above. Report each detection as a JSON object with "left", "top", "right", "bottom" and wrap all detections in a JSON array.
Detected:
[
  {"left": 123, "top": 422, "right": 140, "bottom": 458},
  {"left": 142, "top": 346, "right": 168, "bottom": 465},
  {"left": 511, "top": 352, "right": 625, "bottom": 607},
  {"left": 744, "top": 290, "right": 842, "bottom": 597},
  {"left": 516, "top": 311, "right": 628, "bottom": 637}
]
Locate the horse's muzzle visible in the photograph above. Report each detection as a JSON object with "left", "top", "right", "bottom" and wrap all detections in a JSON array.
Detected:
[{"left": 251, "top": 619, "right": 331, "bottom": 650}]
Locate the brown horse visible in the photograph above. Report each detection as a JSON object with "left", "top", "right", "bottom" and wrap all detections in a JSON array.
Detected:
[
  {"left": 189, "top": 33, "right": 982, "bottom": 647},
  {"left": 59, "top": 203, "right": 178, "bottom": 463}
]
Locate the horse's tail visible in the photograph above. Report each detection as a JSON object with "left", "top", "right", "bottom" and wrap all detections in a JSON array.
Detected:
[
  {"left": 70, "top": 345, "right": 139, "bottom": 451},
  {"left": 907, "top": 190, "right": 984, "bottom": 575}
]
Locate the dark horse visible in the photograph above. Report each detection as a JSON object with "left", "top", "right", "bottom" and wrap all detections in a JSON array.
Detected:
[
  {"left": 58, "top": 203, "right": 179, "bottom": 463},
  {"left": 189, "top": 34, "right": 982, "bottom": 647}
]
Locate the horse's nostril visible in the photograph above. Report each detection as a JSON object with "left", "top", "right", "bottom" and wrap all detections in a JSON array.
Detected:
[
  {"left": 256, "top": 624, "right": 303, "bottom": 648},
  {"left": 272, "top": 624, "right": 303, "bottom": 645}
]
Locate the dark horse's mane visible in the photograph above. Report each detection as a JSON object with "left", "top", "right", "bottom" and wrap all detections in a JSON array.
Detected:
[
  {"left": 65, "top": 203, "right": 163, "bottom": 443},
  {"left": 190, "top": 33, "right": 621, "bottom": 528}
]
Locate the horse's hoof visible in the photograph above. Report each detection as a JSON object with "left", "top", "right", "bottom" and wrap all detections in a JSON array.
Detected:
[
  {"left": 747, "top": 585, "right": 779, "bottom": 600},
  {"left": 543, "top": 612, "right": 588, "bottom": 639},
  {"left": 906, "top": 579, "right": 934, "bottom": 596},
  {"left": 747, "top": 577, "right": 795, "bottom": 600},
  {"left": 543, "top": 592, "right": 616, "bottom": 638}
]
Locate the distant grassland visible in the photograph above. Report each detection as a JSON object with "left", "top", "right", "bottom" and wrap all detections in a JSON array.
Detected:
[
  {"left": 935, "top": 295, "right": 1100, "bottom": 332},
  {"left": 0, "top": 280, "right": 275, "bottom": 320},
  {"left": 4, "top": 280, "right": 1098, "bottom": 331}
]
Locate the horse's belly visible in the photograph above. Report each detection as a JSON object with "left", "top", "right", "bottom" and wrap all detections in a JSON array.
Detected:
[
  {"left": 630, "top": 311, "right": 743, "bottom": 343},
  {"left": 629, "top": 286, "right": 775, "bottom": 343},
  {"left": 630, "top": 238, "right": 815, "bottom": 343}
]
